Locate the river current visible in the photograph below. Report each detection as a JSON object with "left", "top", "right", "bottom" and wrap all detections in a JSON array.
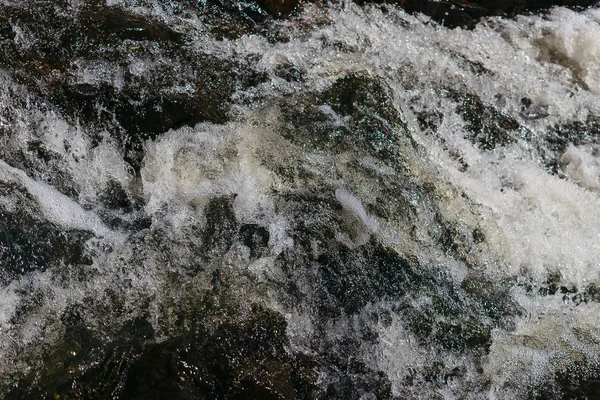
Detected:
[{"left": 0, "top": 1, "right": 599, "bottom": 398}]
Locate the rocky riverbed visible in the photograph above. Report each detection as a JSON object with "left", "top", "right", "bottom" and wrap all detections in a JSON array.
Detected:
[{"left": 0, "top": 0, "right": 600, "bottom": 398}]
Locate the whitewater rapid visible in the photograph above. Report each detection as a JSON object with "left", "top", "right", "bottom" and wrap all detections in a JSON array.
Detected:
[{"left": 0, "top": 1, "right": 600, "bottom": 398}]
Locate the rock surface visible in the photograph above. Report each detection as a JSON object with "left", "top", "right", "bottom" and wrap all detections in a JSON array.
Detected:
[{"left": 0, "top": 0, "right": 599, "bottom": 399}]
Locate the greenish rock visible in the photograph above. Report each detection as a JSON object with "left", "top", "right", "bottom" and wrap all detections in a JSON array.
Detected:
[
  {"left": 461, "top": 273, "right": 521, "bottom": 321},
  {"left": 548, "top": 114, "right": 600, "bottom": 153},
  {"left": 318, "top": 240, "right": 418, "bottom": 315},
  {"left": 445, "top": 89, "right": 518, "bottom": 150},
  {"left": 280, "top": 72, "right": 409, "bottom": 164}
]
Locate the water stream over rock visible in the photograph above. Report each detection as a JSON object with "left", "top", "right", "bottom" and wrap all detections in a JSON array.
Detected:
[{"left": 1, "top": 0, "right": 600, "bottom": 398}]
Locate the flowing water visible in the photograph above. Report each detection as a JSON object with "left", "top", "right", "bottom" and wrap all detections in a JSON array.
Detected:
[{"left": 0, "top": 1, "right": 600, "bottom": 398}]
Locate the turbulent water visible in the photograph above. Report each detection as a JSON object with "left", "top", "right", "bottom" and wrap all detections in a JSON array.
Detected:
[{"left": 1, "top": 1, "right": 600, "bottom": 398}]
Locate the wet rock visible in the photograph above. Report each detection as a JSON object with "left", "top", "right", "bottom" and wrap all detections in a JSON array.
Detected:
[
  {"left": 256, "top": 0, "right": 302, "bottom": 17},
  {"left": 319, "top": 241, "right": 417, "bottom": 315},
  {"left": 524, "top": 0, "right": 599, "bottom": 12},
  {"left": 48, "top": 58, "right": 243, "bottom": 172},
  {"left": 280, "top": 72, "right": 409, "bottom": 164},
  {"left": 472, "top": 228, "right": 486, "bottom": 244},
  {"left": 0, "top": 15, "right": 14, "bottom": 41},
  {"left": 121, "top": 304, "right": 316, "bottom": 400},
  {"left": 435, "top": 320, "right": 491, "bottom": 351},
  {"left": 325, "top": 368, "right": 393, "bottom": 400},
  {"left": 530, "top": 350, "right": 600, "bottom": 400},
  {"left": 9, "top": 303, "right": 318, "bottom": 400},
  {"left": 461, "top": 273, "right": 521, "bottom": 321},
  {"left": 416, "top": 110, "right": 444, "bottom": 133},
  {"left": 79, "top": 7, "right": 183, "bottom": 43},
  {"left": 239, "top": 223, "right": 271, "bottom": 259},
  {"left": 547, "top": 114, "right": 600, "bottom": 153},
  {"left": 200, "top": 195, "right": 239, "bottom": 261},
  {"left": 275, "top": 62, "right": 305, "bottom": 82},
  {"left": 519, "top": 96, "right": 549, "bottom": 120},
  {"left": 166, "top": 0, "right": 300, "bottom": 40},
  {"left": 374, "top": 0, "right": 600, "bottom": 30},
  {"left": 21, "top": 141, "right": 81, "bottom": 199},
  {"left": 452, "top": 52, "right": 494, "bottom": 76},
  {"left": 445, "top": 89, "right": 518, "bottom": 150},
  {"left": 121, "top": 316, "right": 156, "bottom": 342},
  {"left": 274, "top": 192, "right": 511, "bottom": 353},
  {"left": 0, "top": 2, "right": 271, "bottom": 174},
  {"left": 0, "top": 182, "right": 93, "bottom": 281},
  {"left": 99, "top": 179, "right": 133, "bottom": 212}
]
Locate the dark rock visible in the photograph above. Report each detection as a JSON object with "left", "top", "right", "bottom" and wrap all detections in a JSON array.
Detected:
[
  {"left": 524, "top": 0, "right": 599, "bottom": 12},
  {"left": 548, "top": 114, "right": 600, "bottom": 153},
  {"left": 99, "top": 180, "right": 132, "bottom": 212},
  {"left": 435, "top": 320, "right": 491, "bottom": 351},
  {"left": 200, "top": 196, "right": 239, "bottom": 261},
  {"left": 530, "top": 356, "right": 600, "bottom": 400},
  {"left": 239, "top": 224, "right": 271, "bottom": 259},
  {"left": 452, "top": 52, "right": 494, "bottom": 76},
  {"left": 0, "top": 15, "right": 14, "bottom": 41},
  {"left": 445, "top": 89, "right": 518, "bottom": 150},
  {"left": 60, "top": 304, "right": 85, "bottom": 327},
  {"left": 416, "top": 110, "right": 444, "bottom": 133},
  {"left": 168, "top": 0, "right": 300, "bottom": 40},
  {"left": 79, "top": 7, "right": 183, "bottom": 43},
  {"left": 0, "top": 182, "right": 93, "bottom": 281},
  {"left": 461, "top": 273, "right": 521, "bottom": 321},
  {"left": 275, "top": 63, "right": 305, "bottom": 82},
  {"left": 20, "top": 141, "right": 81, "bottom": 199},
  {"left": 256, "top": 0, "right": 302, "bottom": 17},
  {"left": 0, "top": 2, "right": 272, "bottom": 174},
  {"left": 472, "top": 228, "right": 486, "bottom": 244},
  {"left": 325, "top": 370, "right": 393, "bottom": 400},
  {"left": 280, "top": 72, "right": 408, "bottom": 164},
  {"left": 319, "top": 241, "right": 417, "bottom": 315},
  {"left": 9, "top": 303, "right": 318, "bottom": 400},
  {"left": 393, "top": 0, "right": 600, "bottom": 29},
  {"left": 122, "top": 316, "right": 156, "bottom": 341},
  {"left": 121, "top": 304, "right": 317, "bottom": 400},
  {"left": 48, "top": 63, "right": 238, "bottom": 172}
]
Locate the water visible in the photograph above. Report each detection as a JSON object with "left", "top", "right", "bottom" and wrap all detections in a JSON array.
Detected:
[{"left": 0, "top": 1, "right": 600, "bottom": 398}]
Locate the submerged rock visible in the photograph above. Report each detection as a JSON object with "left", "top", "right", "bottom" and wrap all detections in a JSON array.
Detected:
[
  {"left": 1, "top": 0, "right": 599, "bottom": 398},
  {"left": 0, "top": 1, "right": 270, "bottom": 173},
  {"left": 280, "top": 72, "right": 409, "bottom": 164},
  {"left": 7, "top": 303, "right": 317, "bottom": 400},
  {"left": 0, "top": 181, "right": 93, "bottom": 281},
  {"left": 445, "top": 89, "right": 519, "bottom": 150}
]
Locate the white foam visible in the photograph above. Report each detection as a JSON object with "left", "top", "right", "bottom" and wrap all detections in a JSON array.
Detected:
[
  {"left": 0, "top": 160, "right": 111, "bottom": 237},
  {"left": 141, "top": 123, "right": 279, "bottom": 226},
  {"left": 560, "top": 144, "right": 600, "bottom": 192},
  {"left": 2, "top": 2, "right": 600, "bottom": 396},
  {"left": 335, "top": 187, "right": 378, "bottom": 246}
]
